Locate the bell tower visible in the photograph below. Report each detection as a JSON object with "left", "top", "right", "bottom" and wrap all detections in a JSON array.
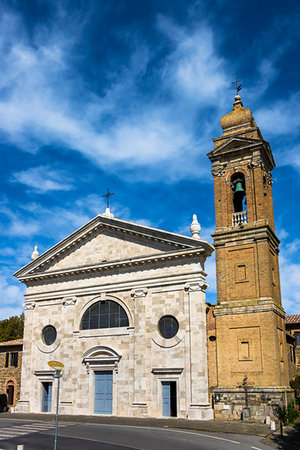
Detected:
[{"left": 207, "top": 93, "right": 291, "bottom": 420}]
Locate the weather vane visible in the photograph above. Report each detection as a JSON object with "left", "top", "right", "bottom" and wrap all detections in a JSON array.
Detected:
[
  {"left": 232, "top": 77, "right": 242, "bottom": 95},
  {"left": 102, "top": 188, "right": 115, "bottom": 209}
]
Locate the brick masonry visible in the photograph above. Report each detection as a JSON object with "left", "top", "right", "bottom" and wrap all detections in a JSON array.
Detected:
[
  {"left": 0, "top": 341, "right": 23, "bottom": 407},
  {"left": 207, "top": 96, "right": 291, "bottom": 420}
]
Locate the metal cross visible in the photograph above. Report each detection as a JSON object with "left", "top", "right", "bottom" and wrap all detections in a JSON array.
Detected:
[
  {"left": 232, "top": 77, "right": 242, "bottom": 95},
  {"left": 102, "top": 188, "right": 115, "bottom": 209}
]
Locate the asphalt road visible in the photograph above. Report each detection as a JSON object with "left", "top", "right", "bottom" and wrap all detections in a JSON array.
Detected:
[{"left": 0, "top": 418, "right": 274, "bottom": 450}]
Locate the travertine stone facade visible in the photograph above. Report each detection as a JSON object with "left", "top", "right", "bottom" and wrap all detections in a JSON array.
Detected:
[
  {"left": 0, "top": 339, "right": 23, "bottom": 408},
  {"left": 14, "top": 215, "right": 214, "bottom": 419},
  {"left": 207, "top": 94, "right": 291, "bottom": 420}
]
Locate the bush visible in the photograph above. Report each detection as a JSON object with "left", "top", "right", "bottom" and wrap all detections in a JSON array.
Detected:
[
  {"left": 274, "top": 401, "right": 299, "bottom": 425},
  {"left": 274, "top": 404, "right": 288, "bottom": 425},
  {"left": 287, "top": 401, "right": 299, "bottom": 424}
]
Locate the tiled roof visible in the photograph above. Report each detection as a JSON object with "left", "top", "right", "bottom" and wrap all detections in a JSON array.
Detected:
[
  {"left": 285, "top": 315, "right": 300, "bottom": 324},
  {"left": 0, "top": 338, "right": 23, "bottom": 346}
]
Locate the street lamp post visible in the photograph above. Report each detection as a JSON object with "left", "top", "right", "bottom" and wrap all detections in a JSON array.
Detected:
[
  {"left": 48, "top": 360, "right": 64, "bottom": 450},
  {"left": 53, "top": 371, "right": 62, "bottom": 450}
]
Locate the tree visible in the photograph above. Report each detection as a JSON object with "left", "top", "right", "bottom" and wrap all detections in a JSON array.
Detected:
[{"left": 0, "top": 313, "right": 24, "bottom": 343}]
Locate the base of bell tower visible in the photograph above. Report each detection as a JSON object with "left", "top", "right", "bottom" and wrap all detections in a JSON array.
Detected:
[{"left": 213, "top": 386, "right": 293, "bottom": 422}]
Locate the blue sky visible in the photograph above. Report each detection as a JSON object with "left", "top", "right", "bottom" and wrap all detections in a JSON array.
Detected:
[{"left": 0, "top": 0, "right": 300, "bottom": 320}]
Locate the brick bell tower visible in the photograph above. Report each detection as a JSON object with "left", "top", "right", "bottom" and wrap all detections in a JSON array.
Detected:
[{"left": 207, "top": 92, "right": 291, "bottom": 420}]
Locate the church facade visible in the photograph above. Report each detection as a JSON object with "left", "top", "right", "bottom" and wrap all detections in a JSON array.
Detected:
[
  {"left": 14, "top": 212, "right": 214, "bottom": 419},
  {"left": 14, "top": 94, "right": 291, "bottom": 421}
]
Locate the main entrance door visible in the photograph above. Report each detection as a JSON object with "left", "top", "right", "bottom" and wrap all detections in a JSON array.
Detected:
[
  {"left": 162, "top": 381, "right": 177, "bottom": 417},
  {"left": 94, "top": 371, "right": 113, "bottom": 414},
  {"left": 42, "top": 382, "right": 52, "bottom": 412}
]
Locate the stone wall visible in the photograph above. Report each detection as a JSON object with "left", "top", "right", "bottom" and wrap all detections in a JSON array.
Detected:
[
  {"left": 213, "top": 387, "right": 294, "bottom": 422},
  {"left": 0, "top": 344, "right": 23, "bottom": 407}
]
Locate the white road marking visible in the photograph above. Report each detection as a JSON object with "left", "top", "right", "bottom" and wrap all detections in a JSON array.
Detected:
[
  {"left": 251, "top": 447, "right": 263, "bottom": 450},
  {"left": 0, "top": 422, "right": 67, "bottom": 441}
]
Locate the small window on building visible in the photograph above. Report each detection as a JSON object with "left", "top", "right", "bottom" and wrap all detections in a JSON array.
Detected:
[
  {"left": 158, "top": 316, "right": 179, "bottom": 339},
  {"left": 5, "top": 352, "right": 9, "bottom": 367},
  {"left": 235, "top": 264, "right": 247, "bottom": 283},
  {"left": 238, "top": 340, "right": 251, "bottom": 360},
  {"left": 295, "top": 332, "right": 300, "bottom": 346},
  {"left": 42, "top": 325, "right": 57, "bottom": 346},
  {"left": 10, "top": 352, "right": 18, "bottom": 367}
]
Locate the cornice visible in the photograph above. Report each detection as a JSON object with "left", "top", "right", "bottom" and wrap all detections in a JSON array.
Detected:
[
  {"left": 23, "top": 271, "right": 207, "bottom": 301},
  {"left": 213, "top": 223, "right": 280, "bottom": 252},
  {"left": 17, "top": 247, "right": 207, "bottom": 284},
  {"left": 214, "top": 298, "right": 286, "bottom": 319}
]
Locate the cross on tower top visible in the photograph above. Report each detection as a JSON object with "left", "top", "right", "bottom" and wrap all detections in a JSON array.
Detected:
[
  {"left": 232, "top": 77, "right": 242, "bottom": 95},
  {"left": 102, "top": 188, "right": 115, "bottom": 209}
]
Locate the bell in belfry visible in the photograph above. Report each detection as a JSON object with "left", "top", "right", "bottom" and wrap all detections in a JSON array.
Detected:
[
  {"left": 233, "top": 178, "right": 245, "bottom": 212},
  {"left": 234, "top": 181, "right": 244, "bottom": 194}
]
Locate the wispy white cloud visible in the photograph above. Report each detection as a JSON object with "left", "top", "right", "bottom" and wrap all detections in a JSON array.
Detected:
[
  {"left": 158, "top": 16, "right": 229, "bottom": 105},
  {"left": 255, "top": 92, "right": 300, "bottom": 137},
  {"left": 0, "top": 275, "right": 25, "bottom": 320},
  {"left": 0, "top": 201, "right": 40, "bottom": 237},
  {"left": 11, "top": 165, "right": 74, "bottom": 192},
  {"left": 0, "top": 6, "right": 230, "bottom": 182}
]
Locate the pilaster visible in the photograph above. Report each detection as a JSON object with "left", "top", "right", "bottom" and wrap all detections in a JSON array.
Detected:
[{"left": 184, "top": 282, "right": 213, "bottom": 420}]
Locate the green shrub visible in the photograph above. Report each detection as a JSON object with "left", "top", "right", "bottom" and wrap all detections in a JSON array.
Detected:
[{"left": 274, "top": 401, "right": 299, "bottom": 425}]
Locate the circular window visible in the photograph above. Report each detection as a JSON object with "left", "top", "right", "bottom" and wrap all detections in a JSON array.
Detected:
[
  {"left": 158, "top": 315, "right": 179, "bottom": 339},
  {"left": 42, "top": 325, "right": 57, "bottom": 346}
]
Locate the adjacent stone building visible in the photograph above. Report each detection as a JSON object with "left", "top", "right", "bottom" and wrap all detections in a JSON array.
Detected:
[
  {"left": 0, "top": 339, "right": 23, "bottom": 408},
  {"left": 14, "top": 212, "right": 213, "bottom": 419},
  {"left": 285, "top": 315, "right": 300, "bottom": 377}
]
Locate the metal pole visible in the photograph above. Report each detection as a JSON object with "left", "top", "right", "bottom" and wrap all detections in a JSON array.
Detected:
[
  {"left": 245, "top": 387, "right": 248, "bottom": 408},
  {"left": 54, "top": 373, "right": 61, "bottom": 450}
]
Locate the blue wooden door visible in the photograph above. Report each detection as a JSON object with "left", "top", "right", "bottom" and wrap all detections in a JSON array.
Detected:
[
  {"left": 94, "top": 371, "right": 113, "bottom": 414},
  {"left": 42, "top": 382, "right": 52, "bottom": 412},
  {"left": 162, "top": 382, "right": 171, "bottom": 417}
]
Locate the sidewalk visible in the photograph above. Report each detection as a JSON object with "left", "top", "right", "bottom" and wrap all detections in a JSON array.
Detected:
[{"left": 0, "top": 412, "right": 270, "bottom": 436}]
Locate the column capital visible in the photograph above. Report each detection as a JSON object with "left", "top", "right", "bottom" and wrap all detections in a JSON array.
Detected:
[
  {"left": 130, "top": 288, "right": 148, "bottom": 298},
  {"left": 62, "top": 295, "right": 77, "bottom": 306},
  {"left": 24, "top": 301, "right": 35, "bottom": 310},
  {"left": 184, "top": 281, "right": 208, "bottom": 292}
]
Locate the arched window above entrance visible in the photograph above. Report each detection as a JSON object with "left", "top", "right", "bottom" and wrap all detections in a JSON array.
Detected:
[{"left": 80, "top": 300, "right": 129, "bottom": 330}]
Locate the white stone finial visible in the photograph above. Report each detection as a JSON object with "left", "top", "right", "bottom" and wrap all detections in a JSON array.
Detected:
[
  {"left": 190, "top": 214, "right": 201, "bottom": 239},
  {"left": 103, "top": 207, "right": 114, "bottom": 218},
  {"left": 31, "top": 245, "right": 39, "bottom": 260}
]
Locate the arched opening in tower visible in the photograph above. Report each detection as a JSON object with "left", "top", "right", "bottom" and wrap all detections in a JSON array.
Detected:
[{"left": 231, "top": 173, "right": 246, "bottom": 213}]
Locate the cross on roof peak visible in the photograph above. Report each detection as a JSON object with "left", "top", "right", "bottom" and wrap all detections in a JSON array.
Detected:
[
  {"left": 232, "top": 77, "right": 242, "bottom": 95},
  {"left": 102, "top": 188, "right": 115, "bottom": 209}
]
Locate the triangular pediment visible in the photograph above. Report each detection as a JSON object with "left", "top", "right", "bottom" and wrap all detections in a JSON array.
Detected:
[
  {"left": 208, "top": 137, "right": 263, "bottom": 158},
  {"left": 207, "top": 136, "right": 275, "bottom": 170},
  {"left": 14, "top": 214, "right": 213, "bottom": 280}
]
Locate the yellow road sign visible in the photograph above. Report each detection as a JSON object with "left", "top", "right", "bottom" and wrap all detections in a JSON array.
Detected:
[{"left": 48, "top": 360, "right": 64, "bottom": 371}]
